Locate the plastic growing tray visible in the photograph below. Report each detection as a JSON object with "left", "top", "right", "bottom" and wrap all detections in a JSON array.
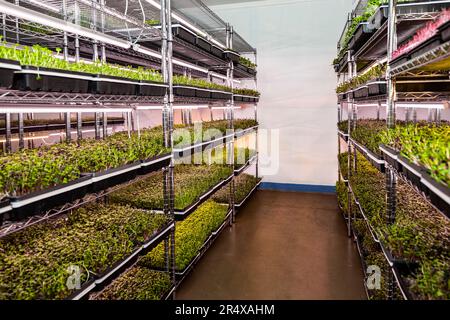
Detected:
[
  {"left": 368, "top": 80, "right": 386, "bottom": 96},
  {"left": 0, "top": 58, "right": 20, "bottom": 88},
  {"left": 351, "top": 139, "right": 385, "bottom": 172},
  {"left": 89, "top": 75, "right": 138, "bottom": 95},
  {"left": 172, "top": 25, "right": 197, "bottom": 45},
  {"left": 9, "top": 174, "right": 92, "bottom": 221},
  {"left": 173, "top": 85, "right": 196, "bottom": 97},
  {"left": 195, "top": 37, "right": 212, "bottom": 52},
  {"left": 68, "top": 222, "right": 174, "bottom": 300},
  {"left": 137, "top": 81, "right": 167, "bottom": 96},
  {"left": 139, "top": 153, "right": 172, "bottom": 176},
  {"left": 90, "top": 162, "right": 141, "bottom": 194},
  {"left": 14, "top": 66, "right": 91, "bottom": 93}
]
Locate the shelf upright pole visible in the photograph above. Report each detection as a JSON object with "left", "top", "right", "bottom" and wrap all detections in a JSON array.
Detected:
[
  {"left": 136, "top": 109, "right": 141, "bottom": 138},
  {"left": 377, "top": 101, "right": 381, "bottom": 120},
  {"left": 65, "top": 112, "right": 71, "bottom": 142},
  {"left": 161, "top": 0, "right": 176, "bottom": 297},
  {"left": 337, "top": 103, "right": 341, "bottom": 182},
  {"left": 436, "top": 108, "right": 441, "bottom": 124},
  {"left": 386, "top": 0, "right": 397, "bottom": 129},
  {"left": 255, "top": 103, "right": 259, "bottom": 181},
  {"left": 102, "top": 112, "right": 107, "bottom": 138},
  {"left": 62, "top": 0, "right": 69, "bottom": 60},
  {"left": 255, "top": 49, "right": 259, "bottom": 182},
  {"left": 18, "top": 112, "right": 24, "bottom": 150},
  {"left": 14, "top": 0, "right": 19, "bottom": 44},
  {"left": 347, "top": 99, "right": 352, "bottom": 238},
  {"left": 226, "top": 23, "right": 236, "bottom": 224},
  {"left": 2, "top": 13, "right": 6, "bottom": 41},
  {"left": 386, "top": 0, "right": 398, "bottom": 300},
  {"left": 385, "top": 164, "right": 397, "bottom": 300},
  {"left": 412, "top": 108, "right": 417, "bottom": 123},
  {"left": 347, "top": 50, "right": 353, "bottom": 81},
  {"left": 346, "top": 46, "right": 354, "bottom": 237},
  {"left": 94, "top": 112, "right": 100, "bottom": 140},
  {"left": 100, "top": 0, "right": 106, "bottom": 63},
  {"left": 92, "top": 0, "right": 99, "bottom": 61},
  {"left": 126, "top": 111, "right": 131, "bottom": 138},
  {"left": 5, "top": 113, "right": 11, "bottom": 153},
  {"left": 74, "top": 1, "right": 80, "bottom": 62},
  {"left": 77, "top": 112, "right": 82, "bottom": 141},
  {"left": 352, "top": 103, "right": 357, "bottom": 173},
  {"left": 427, "top": 108, "right": 432, "bottom": 122}
]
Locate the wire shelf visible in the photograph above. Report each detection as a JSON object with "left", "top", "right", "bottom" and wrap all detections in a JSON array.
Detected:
[
  {"left": 390, "top": 41, "right": 450, "bottom": 77},
  {"left": 4, "top": 0, "right": 161, "bottom": 44}
]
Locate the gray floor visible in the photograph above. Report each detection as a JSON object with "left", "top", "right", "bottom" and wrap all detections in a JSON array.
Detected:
[{"left": 176, "top": 190, "right": 366, "bottom": 300}]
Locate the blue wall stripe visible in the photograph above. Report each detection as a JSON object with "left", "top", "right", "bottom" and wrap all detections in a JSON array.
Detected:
[{"left": 260, "top": 182, "right": 336, "bottom": 194}]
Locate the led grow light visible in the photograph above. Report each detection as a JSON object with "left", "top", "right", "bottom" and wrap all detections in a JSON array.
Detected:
[
  {"left": 210, "top": 106, "right": 242, "bottom": 110},
  {"left": 355, "top": 102, "right": 445, "bottom": 109},
  {"left": 136, "top": 104, "right": 209, "bottom": 110},
  {"left": 0, "top": 106, "right": 133, "bottom": 113}
]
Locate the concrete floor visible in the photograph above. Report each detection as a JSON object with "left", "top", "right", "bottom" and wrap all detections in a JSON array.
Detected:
[{"left": 176, "top": 190, "right": 366, "bottom": 300}]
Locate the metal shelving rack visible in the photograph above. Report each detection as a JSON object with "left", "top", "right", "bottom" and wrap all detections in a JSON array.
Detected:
[
  {"left": 336, "top": 0, "right": 450, "bottom": 300},
  {"left": 0, "top": 0, "right": 258, "bottom": 300}
]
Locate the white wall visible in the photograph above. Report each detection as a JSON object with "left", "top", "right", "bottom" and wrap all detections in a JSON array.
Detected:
[{"left": 205, "top": 0, "right": 351, "bottom": 186}]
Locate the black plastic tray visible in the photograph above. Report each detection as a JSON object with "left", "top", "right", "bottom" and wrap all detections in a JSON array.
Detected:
[
  {"left": 174, "top": 175, "right": 233, "bottom": 221},
  {"left": 90, "top": 75, "right": 137, "bottom": 95},
  {"left": 397, "top": 80, "right": 450, "bottom": 93},
  {"left": 9, "top": 174, "right": 92, "bottom": 221},
  {"left": 173, "top": 85, "right": 196, "bottom": 97},
  {"left": 0, "top": 58, "right": 20, "bottom": 88},
  {"left": 439, "top": 20, "right": 450, "bottom": 42},
  {"left": 139, "top": 153, "right": 172, "bottom": 176},
  {"left": 352, "top": 139, "right": 385, "bottom": 172},
  {"left": 420, "top": 172, "right": 450, "bottom": 218},
  {"left": 354, "top": 86, "right": 369, "bottom": 99},
  {"left": 90, "top": 161, "right": 141, "bottom": 193},
  {"left": 67, "top": 221, "right": 174, "bottom": 300},
  {"left": 368, "top": 80, "right": 386, "bottom": 96},
  {"left": 380, "top": 145, "right": 402, "bottom": 172},
  {"left": 349, "top": 23, "right": 375, "bottom": 53},
  {"left": 195, "top": 88, "right": 212, "bottom": 99},
  {"left": 13, "top": 66, "right": 91, "bottom": 93},
  {"left": 173, "top": 26, "right": 196, "bottom": 45},
  {"left": 337, "top": 93, "right": 347, "bottom": 102},
  {"left": 174, "top": 211, "right": 231, "bottom": 279},
  {"left": 223, "top": 50, "right": 240, "bottom": 63},
  {"left": 211, "top": 45, "right": 223, "bottom": 58},
  {"left": 196, "top": 37, "right": 211, "bottom": 52},
  {"left": 211, "top": 91, "right": 231, "bottom": 100},
  {"left": 138, "top": 81, "right": 167, "bottom": 96},
  {"left": 398, "top": 155, "right": 424, "bottom": 189},
  {"left": 0, "top": 198, "right": 12, "bottom": 226}
]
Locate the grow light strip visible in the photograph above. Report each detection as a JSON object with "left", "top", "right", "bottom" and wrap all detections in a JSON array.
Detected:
[
  {"left": 0, "top": 107, "right": 133, "bottom": 113},
  {"left": 136, "top": 105, "right": 209, "bottom": 110},
  {"left": 0, "top": 0, "right": 131, "bottom": 49},
  {"left": 355, "top": 103, "right": 445, "bottom": 109},
  {"left": 210, "top": 106, "right": 241, "bottom": 110}
]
